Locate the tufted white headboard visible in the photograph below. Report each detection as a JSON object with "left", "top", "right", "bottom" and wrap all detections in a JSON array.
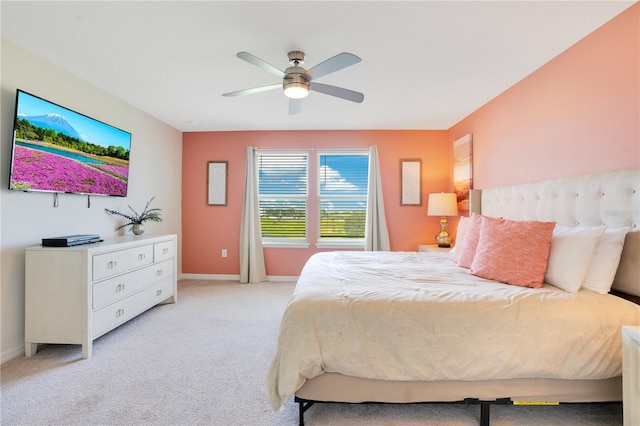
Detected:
[{"left": 475, "top": 168, "right": 639, "bottom": 297}]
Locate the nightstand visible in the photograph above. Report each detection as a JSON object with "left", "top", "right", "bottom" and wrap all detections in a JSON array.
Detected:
[
  {"left": 622, "top": 326, "right": 640, "bottom": 426},
  {"left": 419, "top": 245, "right": 453, "bottom": 253}
]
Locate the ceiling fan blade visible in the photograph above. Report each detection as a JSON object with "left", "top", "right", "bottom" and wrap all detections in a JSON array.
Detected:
[
  {"left": 303, "top": 52, "right": 361, "bottom": 81},
  {"left": 222, "top": 84, "right": 282, "bottom": 97},
  {"left": 309, "top": 82, "right": 364, "bottom": 103},
  {"left": 288, "top": 99, "right": 302, "bottom": 115},
  {"left": 236, "top": 51, "right": 286, "bottom": 78}
]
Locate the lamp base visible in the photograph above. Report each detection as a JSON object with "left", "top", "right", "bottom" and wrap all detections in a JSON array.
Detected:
[
  {"left": 435, "top": 233, "right": 452, "bottom": 248},
  {"left": 435, "top": 216, "right": 453, "bottom": 248}
]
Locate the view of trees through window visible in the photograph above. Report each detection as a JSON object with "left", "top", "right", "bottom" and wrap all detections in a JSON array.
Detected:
[{"left": 318, "top": 153, "right": 369, "bottom": 240}]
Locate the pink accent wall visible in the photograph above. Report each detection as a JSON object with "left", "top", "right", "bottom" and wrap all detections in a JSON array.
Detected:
[
  {"left": 450, "top": 3, "right": 639, "bottom": 189},
  {"left": 182, "top": 130, "right": 450, "bottom": 276}
]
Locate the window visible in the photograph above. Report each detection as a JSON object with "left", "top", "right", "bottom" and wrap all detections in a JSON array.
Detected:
[
  {"left": 257, "top": 149, "right": 369, "bottom": 248},
  {"left": 257, "top": 152, "right": 308, "bottom": 247},
  {"left": 318, "top": 152, "right": 369, "bottom": 245}
]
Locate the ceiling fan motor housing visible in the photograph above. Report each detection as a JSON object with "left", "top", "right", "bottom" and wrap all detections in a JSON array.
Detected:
[
  {"left": 283, "top": 65, "right": 310, "bottom": 98},
  {"left": 287, "top": 50, "right": 305, "bottom": 65}
]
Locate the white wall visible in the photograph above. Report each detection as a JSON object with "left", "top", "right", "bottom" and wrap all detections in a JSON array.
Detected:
[{"left": 1, "top": 39, "right": 183, "bottom": 362}]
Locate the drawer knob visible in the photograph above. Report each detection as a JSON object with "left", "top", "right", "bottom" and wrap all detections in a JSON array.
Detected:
[
  {"left": 156, "top": 270, "right": 163, "bottom": 277},
  {"left": 162, "top": 248, "right": 169, "bottom": 255},
  {"left": 116, "top": 308, "right": 125, "bottom": 317},
  {"left": 108, "top": 260, "right": 117, "bottom": 269},
  {"left": 156, "top": 289, "right": 162, "bottom": 296},
  {"left": 116, "top": 284, "right": 125, "bottom": 292},
  {"left": 138, "top": 253, "right": 146, "bottom": 260}
]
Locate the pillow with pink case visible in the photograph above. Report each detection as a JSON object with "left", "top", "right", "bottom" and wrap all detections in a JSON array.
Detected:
[
  {"left": 452, "top": 216, "right": 469, "bottom": 263},
  {"left": 469, "top": 216, "right": 555, "bottom": 288},
  {"left": 455, "top": 213, "right": 483, "bottom": 268}
]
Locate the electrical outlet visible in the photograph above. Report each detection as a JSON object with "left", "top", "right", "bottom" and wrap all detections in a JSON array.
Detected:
[{"left": 221, "top": 249, "right": 227, "bottom": 258}]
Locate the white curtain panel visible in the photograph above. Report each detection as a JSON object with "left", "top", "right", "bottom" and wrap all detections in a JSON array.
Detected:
[
  {"left": 364, "top": 146, "right": 391, "bottom": 251},
  {"left": 239, "top": 147, "right": 267, "bottom": 283}
]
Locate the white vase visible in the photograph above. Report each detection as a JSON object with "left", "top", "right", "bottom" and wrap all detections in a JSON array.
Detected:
[{"left": 132, "top": 223, "right": 145, "bottom": 235}]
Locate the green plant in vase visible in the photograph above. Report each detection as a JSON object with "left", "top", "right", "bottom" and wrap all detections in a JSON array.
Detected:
[{"left": 105, "top": 197, "right": 163, "bottom": 235}]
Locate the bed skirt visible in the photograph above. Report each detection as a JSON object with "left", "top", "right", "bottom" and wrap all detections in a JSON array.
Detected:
[{"left": 295, "top": 373, "right": 622, "bottom": 404}]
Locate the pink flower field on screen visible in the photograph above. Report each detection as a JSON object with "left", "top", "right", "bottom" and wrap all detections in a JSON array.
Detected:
[
  {"left": 10, "top": 146, "right": 127, "bottom": 196},
  {"left": 93, "top": 164, "right": 129, "bottom": 180}
]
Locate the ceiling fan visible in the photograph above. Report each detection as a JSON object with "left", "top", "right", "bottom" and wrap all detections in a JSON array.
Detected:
[{"left": 222, "top": 51, "right": 364, "bottom": 115}]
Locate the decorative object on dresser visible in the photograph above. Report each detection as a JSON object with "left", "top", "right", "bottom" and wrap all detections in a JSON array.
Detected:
[
  {"left": 427, "top": 192, "right": 458, "bottom": 247},
  {"left": 104, "top": 197, "right": 162, "bottom": 235},
  {"left": 25, "top": 234, "right": 177, "bottom": 359}
]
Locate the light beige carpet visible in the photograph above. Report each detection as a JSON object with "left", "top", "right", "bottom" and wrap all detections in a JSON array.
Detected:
[{"left": 1, "top": 280, "right": 622, "bottom": 425}]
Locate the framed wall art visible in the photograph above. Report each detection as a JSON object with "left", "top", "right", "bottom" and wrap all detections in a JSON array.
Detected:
[
  {"left": 453, "top": 133, "right": 473, "bottom": 211},
  {"left": 207, "top": 161, "right": 228, "bottom": 206},
  {"left": 400, "top": 159, "right": 422, "bottom": 206}
]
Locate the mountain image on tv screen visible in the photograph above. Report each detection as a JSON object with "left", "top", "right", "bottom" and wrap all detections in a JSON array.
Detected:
[{"left": 8, "top": 90, "right": 131, "bottom": 197}]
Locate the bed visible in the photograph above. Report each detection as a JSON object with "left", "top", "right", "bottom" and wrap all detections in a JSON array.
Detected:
[{"left": 267, "top": 168, "right": 640, "bottom": 425}]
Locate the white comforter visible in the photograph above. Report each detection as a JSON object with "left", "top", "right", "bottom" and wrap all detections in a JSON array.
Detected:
[{"left": 267, "top": 251, "right": 640, "bottom": 410}]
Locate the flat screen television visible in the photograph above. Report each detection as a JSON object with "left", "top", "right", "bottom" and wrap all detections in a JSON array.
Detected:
[{"left": 8, "top": 89, "right": 131, "bottom": 197}]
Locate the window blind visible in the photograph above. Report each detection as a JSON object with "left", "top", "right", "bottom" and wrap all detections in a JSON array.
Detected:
[{"left": 258, "top": 153, "right": 308, "bottom": 240}]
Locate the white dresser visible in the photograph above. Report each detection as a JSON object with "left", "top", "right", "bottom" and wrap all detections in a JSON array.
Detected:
[{"left": 25, "top": 234, "right": 177, "bottom": 359}]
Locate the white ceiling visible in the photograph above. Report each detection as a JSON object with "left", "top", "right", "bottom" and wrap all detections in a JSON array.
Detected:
[{"left": 1, "top": 1, "right": 634, "bottom": 132}]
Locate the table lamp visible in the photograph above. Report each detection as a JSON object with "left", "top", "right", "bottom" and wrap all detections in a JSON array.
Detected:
[{"left": 427, "top": 192, "right": 458, "bottom": 247}]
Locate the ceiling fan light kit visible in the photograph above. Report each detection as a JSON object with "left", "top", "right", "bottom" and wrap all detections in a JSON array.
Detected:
[
  {"left": 223, "top": 50, "right": 363, "bottom": 114},
  {"left": 283, "top": 52, "right": 310, "bottom": 99},
  {"left": 283, "top": 81, "right": 309, "bottom": 99}
]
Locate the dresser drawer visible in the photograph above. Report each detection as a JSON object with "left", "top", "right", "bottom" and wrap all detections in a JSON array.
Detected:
[
  {"left": 92, "top": 245, "right": 153, "bottom": 281},
  {"left": 154, "top": 240, "right": 174, "bottom": 263},
  {"left": 92, "top": 259, "right": 174, "bottom": 310},
  {"left": 92, "top": 278, "right": 174, "bottom": 338}
]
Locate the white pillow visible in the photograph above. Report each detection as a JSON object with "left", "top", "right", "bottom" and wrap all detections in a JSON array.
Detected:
[
  {"left": 544, "top": 225, "right": 605, "bottom": 293},
  {"left": 581, "top": 227, "right": 629, "bottom": 294}
]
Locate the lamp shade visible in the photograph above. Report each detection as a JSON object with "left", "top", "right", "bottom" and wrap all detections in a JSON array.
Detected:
[{"left": 427, "top": 193, "right": 458, "bottom": 217}]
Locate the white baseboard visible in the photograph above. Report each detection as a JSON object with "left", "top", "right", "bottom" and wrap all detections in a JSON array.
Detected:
[
  {"left": 180, "top": 273, "right": 240, "bottom": 281},
  {"left": 266, "top": 276, "right": 298, "bottom": 282},
  {"left": 2, "top": 345, "right": 25, "bottom": 364},
  {"left": 179, "top": 274, "right": 298, "bottom": 282}
]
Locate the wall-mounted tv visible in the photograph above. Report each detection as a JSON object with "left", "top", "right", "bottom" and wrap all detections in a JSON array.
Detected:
[{"left": 8, "top": 89, "right": 131, "bottom": 197}]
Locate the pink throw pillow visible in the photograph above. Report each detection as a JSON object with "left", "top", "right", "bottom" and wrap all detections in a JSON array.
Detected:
[
  {"left": 452, "top": 216, "right": 469, "bottom": 263},
  {"left": 469, "top": 216, "right": 555, "bottom": 288},
  {"left": 456, "top": 213, "right": 483, "bottom": 268}
]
